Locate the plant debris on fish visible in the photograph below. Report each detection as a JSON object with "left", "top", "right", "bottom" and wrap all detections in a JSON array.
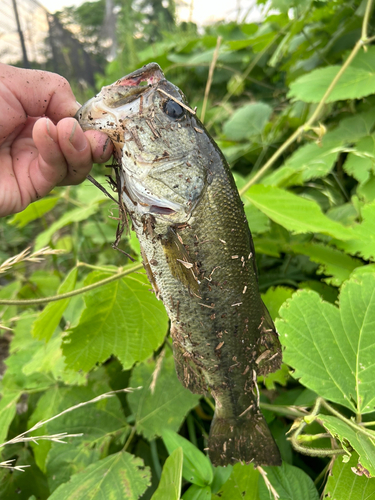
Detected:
[{"left": 76, "top": 63, "right": 282, "bottom": 466}]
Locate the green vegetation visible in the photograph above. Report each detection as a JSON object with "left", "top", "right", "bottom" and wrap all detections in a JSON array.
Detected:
[{"left": 2, "top": 0, "right": 375, "bottom": 498}]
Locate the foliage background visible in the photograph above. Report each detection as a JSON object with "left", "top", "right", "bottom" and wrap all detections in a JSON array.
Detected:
[{"left": 2, "top": 0, "right": 375, "bottom": 498}]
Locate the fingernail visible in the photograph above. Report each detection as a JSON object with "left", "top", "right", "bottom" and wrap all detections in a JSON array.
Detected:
[
  {"left": 100, "top": 137, "right": 112, "bottom": 159},
  {"left": 69, "top": 121, "right": 87, "bottom": 151}
]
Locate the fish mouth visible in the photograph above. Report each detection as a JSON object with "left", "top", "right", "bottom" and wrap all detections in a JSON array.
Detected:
[{"left": 75, "top": 63, "right": 165, "bottom": 130}]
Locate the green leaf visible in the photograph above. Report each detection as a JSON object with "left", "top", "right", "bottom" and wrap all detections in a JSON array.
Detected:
[
  {"left": 261, "top": 286, "right": 294, "bottom": 321},
  {"left": 46, "top": 445, "right": 101, "bottom": 494},
  {"left": 128, "top": 355, "right": 200, "bottom": 440},
  {"left": 35, "top": 205, "right": 100, "bottom": 250},
  {"left": 162, "top": 429, "right": 213, "bottom": 487},
  {"left": 258, "top": 363, "right": 290, "bottom": 390},
  {"left": 62, "top": 271, "right": 168, "bottom": 372},
  {"left": 32, "top": 267, "right": 78, "bottom": 342},
  {"left": 277, "top": 274, "right": 375, "bottom": 414},
  {"left": 323, "top": 452, "right": 375, "bottom": 499},
  {"left": 151, "top": 448, "right": 183, "bottom": 500},
  {"left": 0, "top": 392, "right": 20, "bottom": 444},
  {"left": 246, "top": 185, "right": 353, "bottom": 240},
  {"left": 28, "top": 385, "right": 64, "bottom": 472},
  {"left": 288, "top": 47, "right": 375, "bottom": 103},
  {"left": 263, "top": 139, "right": 342, "bottom": 188},
  {"left": 244, "top": 203, "right": 271, "bottom": 234},
  {"left": 0, "top": 280, "right": 20, "bottom": 323},
  {"left": 344, "top": 136, "right": 375, "bottom": 184},
  {"left": 48, "top": 451, "right": 151, "bottom": 500},
  {"left": 288, "top": 242, "right": 362, "bottom": 286},
  {"left": 8, "top": 196, "right": 59, "bottom": 228},
  {"left": 182, "top": 484, "right": 211, "bottom": 499},
  {"left": 258, "top": 462, "right": 319, "bottom": 500},
  {"left": 318, "top": 415, "right": 375, "bottom": 478},
  {"left": 334, "top": 201, "right": 375, "bottom": 260},
  {"left": 223, "top": 103, "right": 272, "bottom": 141},
  {"left": 2, "top": 311, "right": 55, "bottom": 393},
  {"left": 211, "top": 466, "right": 233, "bottom": 494},
  {"left": 212, "top": 462, "right": 259, "bottom": 500}
]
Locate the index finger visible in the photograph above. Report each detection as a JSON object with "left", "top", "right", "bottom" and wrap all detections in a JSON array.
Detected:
[{"left": 0, "top": 63, "right": 80, "bottom": 123}]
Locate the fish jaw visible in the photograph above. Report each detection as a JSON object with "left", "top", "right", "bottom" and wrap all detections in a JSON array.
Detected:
[{"left": 75, "top": 63, "right": 164, "bottom": 144}]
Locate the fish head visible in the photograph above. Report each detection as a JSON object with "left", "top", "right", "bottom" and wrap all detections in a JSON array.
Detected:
[{"left": 76, "top": 63, "right": 207, "bottom": 224}]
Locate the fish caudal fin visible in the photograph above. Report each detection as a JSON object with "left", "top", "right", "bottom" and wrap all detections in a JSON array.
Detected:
[{"left": 208, "top": 412, "right": 281, "bottom": 467}]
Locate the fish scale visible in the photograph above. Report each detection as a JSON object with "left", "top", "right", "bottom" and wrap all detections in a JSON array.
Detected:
[{"left": 76, "top": 62, "right": 282, "bottom": 466}]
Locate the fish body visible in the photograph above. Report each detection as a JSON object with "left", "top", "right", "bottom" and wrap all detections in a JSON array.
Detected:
[{"left": 76, "top": 63, "right": 282, "bottom": 466}]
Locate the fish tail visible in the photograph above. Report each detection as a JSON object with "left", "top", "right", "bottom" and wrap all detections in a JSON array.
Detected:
[{"left": 208, "top": 411, "right": 281, "bottom": 467}]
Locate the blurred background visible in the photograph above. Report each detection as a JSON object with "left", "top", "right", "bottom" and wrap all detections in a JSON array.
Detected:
[{"left": 0, "top": 0, "right": 261, "bottom": 92}]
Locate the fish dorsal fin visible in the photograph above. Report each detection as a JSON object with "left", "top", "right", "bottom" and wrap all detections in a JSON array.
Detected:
[{"left": 161, "top": 227, "right": 200, "bottom": 296}]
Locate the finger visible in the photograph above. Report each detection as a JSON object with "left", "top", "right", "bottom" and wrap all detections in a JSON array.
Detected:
[
  {"left": 55, "top": 117, "right": 94, "bottom": 185},
  {"left": 30, "top": 117, "right": 69, "bottom": 195},
  {"left": 0, "top": 63, "right": 80, "bottom": 125},
  {"left": 84, "top": 130, "right": 114, "bottom": 164}
]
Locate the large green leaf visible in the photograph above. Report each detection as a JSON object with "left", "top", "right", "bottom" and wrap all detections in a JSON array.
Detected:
[
  {"left": 318, "top": 415, "right": 375, "bottom": 478},
  {"left": 8, "top": 196, "right": 59, "bottom": 228},
  {"left": 277, "top": 274, "right": 375, "bottom": 414},
  {"left": 182, "top": 484, "right": 211, "bottom": 499},
  {"left": 323, "top": 452, "right": 375, "bottom": 499},
  {"left": 62, "top": 271, "right": 168, "bottom": 371},
  {"left": 334, "top": 202, "right": 375, "bottom": 260},
  {"left": 263, "top": 138, "right": 342, "bottom": 188},
  {"left": 0, "top": 392, "right": 20, "bottom": 444},
  {"left": 35, "top": 205, "right": 101, "bottom": 250},
  {"left": 32, "top": 267, "right": 78, "bottom": 342},
  {"left": 211, "top": 463, "right": 259, "bottom": 500},
  {"left": 151, "top": 448, "right": 183, "bottom": 500},
  {"left": 162, "top": 429, "right": 213, "bottom": 487},
  {"left": 2, "top": 311, "right": 55, "bottom": 393},
  {"left": 288, "top": 47, "right": 375, "bottom": 103},
  {"left": 288, "top": 242, "right": 362, "bottom": 286},
  {"left": 128, "top": 355, "right": 200, "bottom": 440},
  {"left": 246, "top": 185, "right": 353, "bottom": 240},
  {"left": 343, "top": 136, "right": 375, "bottom": 184},
  {"left": 48, "top": 451, "right": 151, "bottom": 500},
  {"left": 258, "top": 462, "right": 319, "bottom": 500},
  {"left": 223, "top": 103, "right": 272, "bottom": 141}
]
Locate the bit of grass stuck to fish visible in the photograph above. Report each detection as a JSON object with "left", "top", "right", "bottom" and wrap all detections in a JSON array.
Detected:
[{"left": 76, "top": 62, "right": 282, "bottom": 467}]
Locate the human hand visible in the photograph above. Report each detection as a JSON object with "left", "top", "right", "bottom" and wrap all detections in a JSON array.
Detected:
[{"left": 0, "top": 64, "right": 113, "bottom": 217}]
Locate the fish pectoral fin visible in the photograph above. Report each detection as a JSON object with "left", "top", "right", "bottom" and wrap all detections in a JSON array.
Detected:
[
  {"left": 162, "top": 227, "right": 200, "bottom": 295},
  {"left": 171, "top": 325, "right": 208, "bottom": 395}
]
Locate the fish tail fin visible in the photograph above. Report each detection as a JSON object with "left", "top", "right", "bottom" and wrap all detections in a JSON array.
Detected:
[{"left": 208, "top": 411, "right": 281, "bottom": 467}]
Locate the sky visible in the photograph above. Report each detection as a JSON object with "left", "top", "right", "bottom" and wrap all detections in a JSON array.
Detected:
[{"left": 40, "top": 0, "right": 260, "bottom": 25}]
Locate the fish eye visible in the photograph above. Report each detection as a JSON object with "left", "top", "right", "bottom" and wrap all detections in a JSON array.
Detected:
[{"left": 164, "top": 100, "right": 184, "bottom": 119}]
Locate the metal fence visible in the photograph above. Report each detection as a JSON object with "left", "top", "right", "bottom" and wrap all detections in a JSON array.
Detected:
[
  {"left": 0, "top": 0, "right": 49, "bottom": 67},
  {"left": 0, "top": 0, "right": 100, "bottom": 87}
]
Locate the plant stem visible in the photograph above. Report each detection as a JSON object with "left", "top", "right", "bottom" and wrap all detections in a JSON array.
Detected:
[
  {"left": 0, "top": 264, "right": 143, "bottom": 306},
  {"left": 259, "top": 402, "right": 307, "bottom": 418},
  {"left": 200, "top": 36, "right": 222, "bottom": 123},
  {"left": 123, "top": 426, "right": 137, "bottom": 452},
  {"left": 239, "top": 0, "right": 374, "bottom": 195}
]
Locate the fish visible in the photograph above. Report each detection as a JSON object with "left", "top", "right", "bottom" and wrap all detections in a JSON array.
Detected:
[{"left": 76, "top": 63, "right": 282, "bottom": 467}]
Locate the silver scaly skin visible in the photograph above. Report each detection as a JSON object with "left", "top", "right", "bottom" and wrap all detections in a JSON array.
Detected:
[{"left": 76, "top": 63, "right": 282, "bottom": 466}]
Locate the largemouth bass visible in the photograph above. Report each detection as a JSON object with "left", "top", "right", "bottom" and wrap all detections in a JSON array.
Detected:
[{"left": 76, "top": 63, "right": 282, "bottom": 466}]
